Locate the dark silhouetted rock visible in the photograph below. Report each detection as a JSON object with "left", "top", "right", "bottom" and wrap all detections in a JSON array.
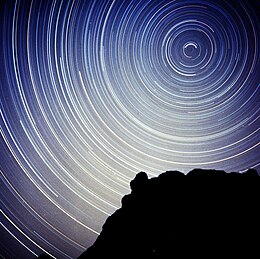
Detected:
[
  {"left": 130, "top": 171, "right": 149, "bottom": 193},
  {"left": 78, "top": 168, "right": 260, "bottom": 258}
]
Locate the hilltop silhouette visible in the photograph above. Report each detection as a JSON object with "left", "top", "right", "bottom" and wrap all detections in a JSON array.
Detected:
[{"left": 77, "top": 168, "right": 259, "bottom": 258}]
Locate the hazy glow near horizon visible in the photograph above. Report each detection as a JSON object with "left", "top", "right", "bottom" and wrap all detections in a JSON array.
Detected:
[{"left": 0, "top": 0, "right": 259, "bottom": 258}]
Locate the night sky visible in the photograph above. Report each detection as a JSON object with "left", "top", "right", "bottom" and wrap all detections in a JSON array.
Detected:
[{"left": 0, "top": 0, "right": 259, "bottom": 258}]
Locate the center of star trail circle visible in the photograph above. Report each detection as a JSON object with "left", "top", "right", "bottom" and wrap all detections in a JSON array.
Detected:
[{"left": 183, "top": 42, "right": 199, "bottom": 58}]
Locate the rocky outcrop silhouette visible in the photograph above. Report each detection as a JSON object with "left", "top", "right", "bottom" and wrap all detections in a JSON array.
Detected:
[{"left": 78, "top": 168, "right": 259, "bottom": 258}]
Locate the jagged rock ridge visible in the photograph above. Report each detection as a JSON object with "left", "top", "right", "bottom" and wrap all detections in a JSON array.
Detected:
[{"left": 78, "top": 168, "right": 259, "bottom": 258}]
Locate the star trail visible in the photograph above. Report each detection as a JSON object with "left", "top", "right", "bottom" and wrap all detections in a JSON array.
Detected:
[{"left": 0, "top": 0, "right": 259, "bottom": 258}]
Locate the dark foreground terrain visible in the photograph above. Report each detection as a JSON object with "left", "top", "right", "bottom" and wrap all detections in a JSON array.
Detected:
[{"left": 77, "top": 168, "right": 259, "bottom": 258}]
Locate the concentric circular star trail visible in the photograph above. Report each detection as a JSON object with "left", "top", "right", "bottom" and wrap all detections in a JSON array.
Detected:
[{"left": 0, "top": 0, "right": 259, "bottom": 258}]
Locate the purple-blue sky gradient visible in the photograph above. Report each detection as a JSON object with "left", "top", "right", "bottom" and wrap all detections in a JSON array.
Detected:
[{"left": 0, "top": 0, "right": 259, "bottom": 258}]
